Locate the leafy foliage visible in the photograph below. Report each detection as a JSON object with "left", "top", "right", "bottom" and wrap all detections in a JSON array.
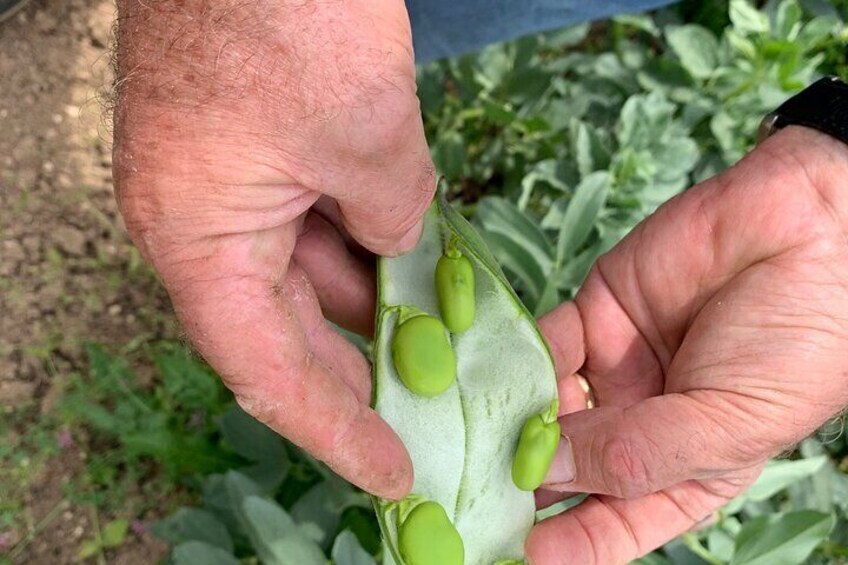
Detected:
[
  {"left": 152, "top": 413, "right": 376, "bottom": 564},
  {"left": 419, "top": 0, "right": 847, "bottom": 312},
  {"left": 61, "top": 342, "right": 237, "bottom": 498},
  {"left": 56, "top": 0, "right": 848, "bottom": 563}
]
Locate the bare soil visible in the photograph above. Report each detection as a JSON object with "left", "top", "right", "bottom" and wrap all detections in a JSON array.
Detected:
[{"left": 0, "top": 0, "right": 178, "bottom": 561}]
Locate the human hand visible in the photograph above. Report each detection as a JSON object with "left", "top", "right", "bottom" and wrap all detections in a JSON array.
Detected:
[
  {"left": 111, "top": 0, "right": 434, "bottom": 498},
  {"left": 528, "top": 126, "right": 848, "bottom": 564}
]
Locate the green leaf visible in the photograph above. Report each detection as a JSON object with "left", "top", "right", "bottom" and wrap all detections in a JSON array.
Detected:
[
  {"left": 594, "top": 53, "right": 639, "bottom": 91},
  {"left": 666, "top": 25, "right": 720, "bottom": 78},
  {"left": 797, "top": 16, "right": 840, "bottom": 46},
  {"left": 555, "top": 171, "right": 610, "bottom": 265},
  {"left": 653, "top": 136, "right": 700, "bottom": 183},
  {"left": 416, "top": 64, "right": 445, "bottom": 115},
  {"left": 614, "top": 13, "right": 661, "bottom": 37},
  {"left": 338, "top": 507, "right": 381, "bottom": 556},
  {"left": 710, "top": 111, "right": 742, "bottom": 161},
  {"left": 571, "top": 122, "right": 610, "bottom": 178},
  {"left": 554, "top": 239, "right": 605, "bottom": 291},
  {"left": 707, "top": 527, "right": 737, "bottom": 562},
  {"left": 616, "top": 91, "right": 676, "bottom": 150},
  {"left": 774, "top": 0, "right": 803, "bottom": 40},
  {"left": 520, "top": 159, "right": 571, "bottom": 198},
  {"left": 725, "top": 29, "right": 759, "bottom": 58},
  {"left": 331, "top": 530, "right": 377, "bottom": 565},
  {"left": 219, "top": 405, "right": 286, "bottom": 463},
  {"left": 241, "top": 496, "right": 327, "bottom": 565},
  {"left": 432, "top": 131, "right": 466, "bottom": 180},
  {"left": 172, "top": 541, "right": 240, "bottom": 565},
  {"left": 242, "top": 494, "right": 295, "bottom": 533},
  {"left": 476, "top": 198, "right": 552, "bottom": 265},
  {"left": 504, "top": 67, "right": 554, "bottom": 105},
  {"left": 798, "top": 0, "right": 842, "bottom": 18},
  {"left": 631, "top": 553, "right": 674, "bottom": 565},
  {"left": 789, "top": 439, "right": 848, "bottom": 514},
  {"left": 121, "top": 429, "right": 230, "bottom": 477},
  {"left": 478, "top": 230, "right": 548, "bottom": 308},
  {"left": 67, "top": 399, "right": 122, "bottom": 435},
  {"left": 480, "top": 98, "right": 517, "bottom": 125},
  {"left": 77, "top": 539, "right": 101, "bottom": 561},
  {"left": 542, "top": 23, "right": 590, "bottom": 48},
  {"left": 662, "top": 538, "right": 713, "bottom": 565},
  {"left": 101, "top": 519, "right": 129, "bottom": 548},
  {"left": 731, "top": 510, "right": 835, "bottom": 565},
  {"left": 151, "top": 508, "right": 234, "bottom": 552},
  {"left": 202, "top": 471, "right": 264, "bottom": 538},
  {"left": 533, "top": 280, "right": 561, "bottom": 318},
  {"left": 218, "top": 405, "right": 289, "bottom": 490},
  {"left": 637, "top": 58, "right": 696, "bottom": 97},
  {"left": 730, "top": 0, "right": 771, "bottom": 34},
  {"left": 744, "top": 456, "right": 828, "bottom": 501},
  {"left": 291, "top": 476, "right": 368, "bottom": 547},
  {"left": 154, "top": 347, "right": 220, "bottom": 411},
  {"left": 476, "top": 44, "right": 512, "bottom": 90},
  {"left": 476, "top": 197, "right": 555, "bottom": 305}
]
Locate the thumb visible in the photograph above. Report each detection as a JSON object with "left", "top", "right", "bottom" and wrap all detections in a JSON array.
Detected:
[
  {"left": 336, "top": 138, "right": 436, "bottom": 257},
  {"left": 302, "top": 1, "right": 437, "bottom": 257},
  {"left": 324, "top": 64, "right": 437, "bottom": 257},
  {"left": 543, "top": 394, "right": 758, "bottom": 499}
]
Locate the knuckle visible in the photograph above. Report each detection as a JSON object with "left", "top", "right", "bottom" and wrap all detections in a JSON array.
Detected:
[
  {"left": 601, "top": 436, "right": 653, "bottom": 499},
  {"left": 324, "top": 54, "right": 422, "bottom": 161}
]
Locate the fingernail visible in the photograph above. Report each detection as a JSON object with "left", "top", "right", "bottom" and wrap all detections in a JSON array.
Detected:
[
  {"left": 396, "top": 219, "right": 424, "bottom": 255},
  {"left": 544, "top": 435, "right": 575, "bottom": 485}
]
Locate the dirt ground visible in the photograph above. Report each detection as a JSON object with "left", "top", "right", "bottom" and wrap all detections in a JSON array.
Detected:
[{"left": 1, "top": 0, "right": 177, "bottom": 561}]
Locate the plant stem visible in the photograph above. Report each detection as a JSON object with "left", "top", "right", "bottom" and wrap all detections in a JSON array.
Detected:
[
  {"left": 8, "top": 502, "right": 63, "bottom": 561},
  {"left": 681, "top": 533, "right": 725, "bottom": 565}
]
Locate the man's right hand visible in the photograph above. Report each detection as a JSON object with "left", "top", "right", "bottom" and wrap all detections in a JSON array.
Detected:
[{"left": 112, "top": 0, "right": 435, "bottom": 499}]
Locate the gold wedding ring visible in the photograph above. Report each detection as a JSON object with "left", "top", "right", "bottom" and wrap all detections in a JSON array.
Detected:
[{"left": 575, "top": 373, "right": 596, "bottom": 410}]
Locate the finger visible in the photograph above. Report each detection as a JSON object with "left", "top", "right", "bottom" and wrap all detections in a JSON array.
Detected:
[
  {"left": 284, "top": 263, "right": 372, "bottom": 404},
  {"left": 335, "top": 146, "right": 436, "bottom": 257},
  {"left": 161, "top": 225, "right": 412, "bottom": 499},
  {"left": 574, "top": 270, "right": 664, "bottom": 408},
  {"left": 573, "top": 130, "right": 848, "bottom": 409},
  {"left": 293, "top": 211, "right": 376, "bottom": 336},
  {"left": 312, "top": 6, "right": 436, "bottom": 257},
  {"left": 557, "top": 373, "right": 594, "bottom": 415},
  {"left": 311, "top": 196, "right": 371, "bottom": 261},
  {"left": 526, "top": 479, "right": 740, "bottom": 565},
  {"left": 539, "top": 303, "right": 595, "bottom": 415},
  {"left": 538, "top": 302, "right": 585, "bottom": 378},
  {"left": 534, "top": 489, "right": 581, "bottom": 511},
  {"left": 542, "top": 394, "right": 756, "bottom": 497}
]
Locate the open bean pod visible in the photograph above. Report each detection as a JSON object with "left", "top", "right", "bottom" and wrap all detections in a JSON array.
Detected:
[{"left": 372, "top": 193, "right": 560, "bottom": 564}]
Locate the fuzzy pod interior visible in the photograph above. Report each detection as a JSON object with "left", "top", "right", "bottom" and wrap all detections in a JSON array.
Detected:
[{"left": 371, "top": 193, "right": 559, "bottom": 565}]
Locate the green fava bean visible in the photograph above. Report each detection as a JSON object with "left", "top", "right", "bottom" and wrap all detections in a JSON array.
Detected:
[
  {"left": 435, "top": 249, "right": 475, "bottom": 334},
  {"left": 392, "top": 314, "right": 457, "bottom": 397},
  {"left": 398, "top": 501, "right": 464, "bottom": 565},
  {"left": 511, "top": 413, "right": 561, "bottom": 491}
]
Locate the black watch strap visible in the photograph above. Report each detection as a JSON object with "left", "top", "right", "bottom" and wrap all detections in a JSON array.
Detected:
[{"left": 758, "top": 76, "right": 848, "bottom": 146}]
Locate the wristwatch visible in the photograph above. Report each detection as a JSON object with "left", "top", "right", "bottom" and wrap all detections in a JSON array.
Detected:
[{"left": 758, "top": 76, "right": 848, "bottom": 146}]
